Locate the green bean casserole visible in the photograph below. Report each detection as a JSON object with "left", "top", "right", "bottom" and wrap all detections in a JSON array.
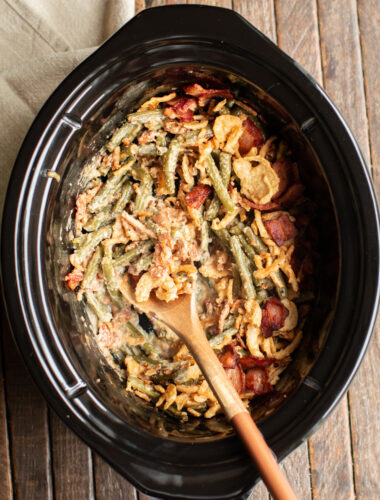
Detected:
[{"left": 65, "top": 82, "right": 317, "bottom": 421}]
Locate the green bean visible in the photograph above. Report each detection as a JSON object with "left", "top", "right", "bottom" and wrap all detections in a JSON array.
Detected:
[
  {"left": 205, "top": 155, "right": 235, "bottom": 213},
  {"left": 75, "top": 224, "right": 112, "bottom": 264},
  {"left": 230, "top": 235, "right": 256, "bottom": 299},
  {"left": 102, "top": 257, "right": 124, "bottom": 309},
  {"left": 127, "top": 109, "right": 164, "bottom": 124},
  {"left": 165, "top": 407, "right": 188, "bottom": 422},
  {"left": 133, "top": 166, "right": 153, "bottom": 211},
  {"left": 85, "top": 291, "right": 112, "bottom": 323},
  {"left": 271, "top": 269, "right": 288, "bottom": 298},
  {"left": 106, "top": 122, "right": 138, "bottom": 152},
  {"left": 71, "top": 233, "right": 86, "bottom": 249},
  {"left": 223, "top": 314, "right": 237, "bottom": 331},
  {"left": 141, "top": 144, "right": 168, "bottom": 156},
  {"left": 237, "top": 234, "right": 257, "bottom": 262},
  {"left": 125, "top": 345, "right": 160, "bottom": 366},
  {"left": 219, "top": 152, "right": 232, "bottom": 186},
  {"left": 127, "top": 375, "right": 160, "bottom": 399},
  {"left": 83, "top": 206, "right": 113, "bottom": 232},
  {"left": 178, "top": 129, "right": 199, "bottom": 145},
  {"left": 209, "top": 327, "right": 237, "bottom": 348},
  {"left": 256, "top": 289, "right": 269, "bottom": 304},
  {"left": 232, "top": 263, "right": 241, "bottom": 297},
  {"left": 89, "top": 160, "right": 135, "bottom": 213},
  {"left": 212, "top": 228, "right": 232, "bottom": 252},
  {"left": 200, "top": 220, "right": 211, "bottom": 263},
  {"left": 112, "top": 181, "right": 133, "bottom": 214},
  {"left": 126, "top": 322, "right": 145, "bottom": 338},
  {"left": 204, "top": 196, "right": 220, "bottom": 221},
  {"left": 135, "top": 254, "right": 153, "bottom": 273},
  {"left": 80, "top": 246, "right": 103, "bottom": 293},
  {"left": 114, "top": 240, "right": 154, "bottom": 267},
  {"left": 205, "top": 154, "right": 230, "bottom": 220},
  {"left": 163, "top": 138, "right": 181, "bottom": 194},
  {"left": 242, "top": 226, "right": 268, "bottom": 254}
]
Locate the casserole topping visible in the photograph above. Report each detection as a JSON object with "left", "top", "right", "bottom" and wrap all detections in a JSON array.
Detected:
[{"left": 65, "top": 83, "right": 317, "bottom": 422}]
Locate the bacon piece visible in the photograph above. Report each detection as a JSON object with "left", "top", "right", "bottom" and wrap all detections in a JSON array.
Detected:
[
  {"left": 271, "top": 158, "right": 293, "bottom": 199},
  {"left": 245, "top": 367, "right": 272, "bottom": 395},
  {"left": 238, "top": 356, "right": 276, "bottom": 369},
  {"left": 65, "top": 268, "right": 83, "bottom": 290},
  {"left": 226, "top": 364, "right": 245, "bottom": 394},
  {"left": 218, "top": 344, "right": 239, "bottom": 369},
  {"left": 264, "top": 214, "right": 298, "bottom": 247},
  {"left": 276, "top": 183, "right": 305, "bottom": 208},
  {"left": 183, "top": 83, "right": 233, "bottom": 100},
  {"left": 184, "top": 184, "right": 212, "bottom": 209},
  {"left": 261, "top": 297, "right": 289, "bottom": 338},
  {"left": 242, "top": 197, "right": 280, "bottom": 211},
  {"left": 238, "top": 118, "right": 264, "bottom": 154},
  {"left": 164, "top": 97, "right": 197, "bottom": 122}
]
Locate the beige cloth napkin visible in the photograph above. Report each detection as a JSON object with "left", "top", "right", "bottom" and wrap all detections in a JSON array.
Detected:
[{"left": 0, "top": 0, "right": 135, "bottom": 215}]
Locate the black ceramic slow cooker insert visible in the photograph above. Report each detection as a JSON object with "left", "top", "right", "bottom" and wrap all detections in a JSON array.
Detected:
[{"left": 2, "top": 6, "right": 379, "bottom": 500}]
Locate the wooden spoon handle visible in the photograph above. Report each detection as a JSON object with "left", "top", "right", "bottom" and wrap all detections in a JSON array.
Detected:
[
  {"left": 185, "top": 330, "right": 298, "bottom": 500},
  {"left": 232, "top": 412, "right": 298, "bottom": 500}
]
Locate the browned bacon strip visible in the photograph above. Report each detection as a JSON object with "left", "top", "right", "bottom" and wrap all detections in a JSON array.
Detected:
[
  {"left": 264, "top": 214, "right": 298, "bottom": 247},
  {"left": 226, "top": 364, "right": 245, "bottom": 394},
  {"left": 184, "top": 184, "right": 212, "bottom": 209},
  {"left": 164, "top": 97, "right": 197, "bottom": 122},
  {"left": 272, "top": 158, "right": 293, "bottom": 199},
  {"left": 261, "top": 297, "right": 289, "bottom": 338},
  {"left": 183, "top": 83, "right": 233, "bottom": 100},
  {"left": 238, "top": 355, "right": 276, "bottom": 369},
  {"left": 238, "top": 118, "right": 264, "bottom": 154},
  {"left": 218, "top": 344, "right": 239, "bottom": 369},
  {"left": 245, "top": 367, "right": 272, "bottom": 395}
]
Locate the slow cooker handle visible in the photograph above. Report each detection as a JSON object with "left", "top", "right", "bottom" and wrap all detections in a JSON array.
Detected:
[{"left": 103, "top": 5, "right": 276, "bottom": 60}]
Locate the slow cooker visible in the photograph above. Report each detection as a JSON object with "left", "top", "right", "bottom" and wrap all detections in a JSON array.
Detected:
[{"left": 2, "top": 6, "right": 379, "bottom": 500}]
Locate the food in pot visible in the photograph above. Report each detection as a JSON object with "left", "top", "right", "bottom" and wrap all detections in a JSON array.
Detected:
[{"left": 65, "top": 83, "right": 317, "bottom": 421}]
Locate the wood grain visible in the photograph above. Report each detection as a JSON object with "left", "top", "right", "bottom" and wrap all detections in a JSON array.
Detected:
[
  {"left": 0, "top": 306, "right": 12, "bottom": 500},
  {"left": 94, "top": 454, "right": 137, "bottom": 500},
  {"left": 351, "top": 2, "right": 380, "bottom": 497},
  {"left": 275, "top": 0, "right": 322, "bottom": 83},
  {"left": 318, "top": 0, "right": 370, "bottom": 166},
  {"left": 309, "top": 404, "right": 355, "bottom": 499},
  {"left": 279, "top": 443, "right": 312, "bottom": 500},
  {"left": 232, "top": 0, "right": 277, "bottom": 42},
  {"left": 187, "top": 0, "right": 232, "bottom": 7},
  {"left": 357, "top": 0, "right": 380, "bottom": 186},
  {"left": 50, "top": 410, "right": 94, "bottom": 500},
  {"left": 2, "top": 315, "right": 52, "bottom": 500}
]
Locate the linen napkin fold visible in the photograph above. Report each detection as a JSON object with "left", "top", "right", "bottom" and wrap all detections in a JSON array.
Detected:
[{"left": 0, "top": 0, "right": 135, "bottom": 215}]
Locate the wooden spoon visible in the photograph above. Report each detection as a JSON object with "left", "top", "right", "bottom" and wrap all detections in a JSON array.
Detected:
[{"left": 120, "top": 279, "right": 298, "bottom": 500}]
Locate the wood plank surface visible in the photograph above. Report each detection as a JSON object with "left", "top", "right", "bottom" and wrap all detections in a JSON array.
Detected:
[
  {"left": 350, "top": 1, "right": 380, "bottom": 497},
  {"left": 2, "top": 315, "right": 53, "bottom": 500},
  {"left": 233, "top": 0, "right": 277, "bottom": 43},
  {"left": 0, "top": 304, "right": 12, "bottom": 500},
  {"left": 275, "top": 0, "right": 322, "bottom": 83},
  {"left": 50, "top": 411, "right": 94, "bottom": 500},
  {"left": 93, "top": 454, "right": 137, "bottom": 500}
]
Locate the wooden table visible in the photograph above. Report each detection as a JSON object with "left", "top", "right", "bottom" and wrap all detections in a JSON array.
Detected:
[{"left": 1, "top": 1, "right": 379, "bottom": 499}]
